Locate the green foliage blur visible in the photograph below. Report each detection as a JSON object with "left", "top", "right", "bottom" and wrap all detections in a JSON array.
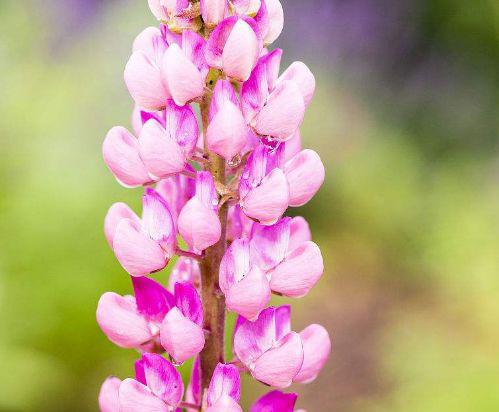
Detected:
[{"left": 0, "top": 0, "right": 497, "bottom": 411}]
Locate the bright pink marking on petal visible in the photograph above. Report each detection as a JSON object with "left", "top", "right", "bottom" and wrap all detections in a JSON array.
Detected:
[
  {"left": 131, "top": 276, "right": 174, "bottom": 322},
  {"left": 294, "top": 324, "right": 331, "bottom": 384},
  {"left": 135, "top": 358, "right": 147, "bottom": 385},
  {"left": 250, "top": 390, "right": 298, "bottom": 412},
  {"left": 205, "top": 16, "right": 238, "bottom": 67},
  {"left": 185, "top": 357, "right": 201, "bottom": 407},
  {"left": 118, "top": 378, "right": 169, "bottom": 412},
  {"left": 98, "top": 376, "right": 121, "bottom": 412},
  {"left": 141, "top": 353, "right": 184, "bottom": 406},
  {"left": 274, "top": 305, "right": 291, "bottom": 340},
  {"left": 207, "top": 363, "right": 241, "bottom": 406},
  {"left": 182, "top": 30, "right": 208, "bottom": 74},
  {"left": 174, "top": 282, "right": 203, "bottom": 326},
  {"left": 104, "top": 203, "right": 140, "bottom": 248},
  {"left": 249, "top": 218, "right": 291, "bottom": 271}
]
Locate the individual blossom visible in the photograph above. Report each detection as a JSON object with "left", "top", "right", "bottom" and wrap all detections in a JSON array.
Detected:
[
  {"left": 178, "top": 171, "right": 222, "bottom": 253},
  {"left": 249, "top": 216, "right": 323, "bottom": 297},
  {"left": 98, "top": 376, "right": 121, "bottom": 412},
  {"left": 206, "top": 363, "right": 242, "bottom": 411},
  {"left": 250, "top": 390, "right": 298, "bottom": 412},
  {"left": 119, "top": 353, "right": 184, "bottom": 411},
  {"left": 238, "top": 143, "right": 289, "bottom": 225},
  {"left": 105, "top": 188, "right": 176, "bottom": 276},
  {"left": 233, "top": 306, "right": 304, "bottom": 388},
  {"left": 148, "top": 0, "right": 201, "bottom": 33},
  {"left": 219, "top": 238, "right": 271, "bottom": 321},
  {"left": 241, "top": 48, "right": 315, "bottom": 141}
]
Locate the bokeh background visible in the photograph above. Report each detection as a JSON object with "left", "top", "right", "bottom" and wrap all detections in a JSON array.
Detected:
[{"left": 1, "top": 0, "right": 498, "bottom": 410}]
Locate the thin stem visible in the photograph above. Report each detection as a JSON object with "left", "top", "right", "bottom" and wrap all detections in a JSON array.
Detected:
[
  {"left": 198, "top": 84, "right": 228, "bottom": 401},
  {"left": 175, "top": 247, "right": 203, "bottom": 261}
]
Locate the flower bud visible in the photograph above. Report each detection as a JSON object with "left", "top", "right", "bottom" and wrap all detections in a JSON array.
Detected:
[{"left": 294, "top": 324, "right": 331, "bottom": 384}]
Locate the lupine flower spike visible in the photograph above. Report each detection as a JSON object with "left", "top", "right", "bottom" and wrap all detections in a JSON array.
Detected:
[{"left": 98, "top": 0, "right": 331, "bottom": 410}]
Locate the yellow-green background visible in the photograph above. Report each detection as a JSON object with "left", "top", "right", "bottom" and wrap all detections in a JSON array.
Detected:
[{"left": 0, "top": 0, "right": 498, "bottom": 410}]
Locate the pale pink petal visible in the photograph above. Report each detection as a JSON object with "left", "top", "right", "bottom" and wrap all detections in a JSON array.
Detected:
[
  {"left": 162, "top": 43, "right": 204, "bottom": 106},
  {"left": 274, "top": 305, "right": 291, "bottom": 340},
  {"left": 205, "top": 16, "right": 238, "bottom": 69},
  {"left": 148, "top": 0, "right": 169, "bottom": 20},
  {"left": 207, "top": 363, "right": 241, "bottom": 406},
  {"left": 168, "top": 257, "right": 201, "bottom": 290},
  {"left": 279, "top": 61, "right": 316, "bottom": 107},
  {"left": 96, "top": 292, "right": 152, "bottom": 348},
  {"left": 255, "top": 80, "right": 305, "bottom": 140},
  {"left": 138, "top": 119, "right": 186, "bottom": 179},
  {"left": 227, "top": 205, "right": 254, "bottom": 241},
  {"left": 269, "top": 241, "right": 323, "bottom": 297},
  {"left": 98, "top": 376, "right": 121, "bottom": 412},
  {"left": 250, "top": 390, "right": 298, "bottom": 412},
  {"left": 104, "top": 203, "right": 140, "bottom": 248},
  {"left": 133, "top": 27, "right": 168, "bottom": 60},
  {"left": 118, "top": 378, "right": 169, "bottom": 412},
  {"left": 241, "top": 168, "right": 289, "bottom": 225},
  {"left": 206, "top": 395, "right": 243, "bottom": 412},
  {"left": 252, "top": 0, "right": 269, "bottom": 40},
  {"left": 195, "top": 171, "right": 219, "bottom": 211},
  {"left": 182, "top": 30, "right": 209, "bottom": 77},
  {"left": 164, "top": 99, "right": 199, "bottom": 157},
  {"left": 253, "top": 332, "right": 304, "bottom": 388},
  {"left": 131, "top": 276, "right": 174, "bottom": 322},
  {"left": 124, "top": 51, "right": 170, "bottom": 110},
  {"left": 232, "top": 0, "right": 261, "bottom": 15},
  {"left": 219, "top": 239, "right": 251, "bottom": 293},
  {"left": 155, "top": 171, "right": 196, "bottom": 218},
  {"left": 283, "top": 130, "right": 302, "bottom": 162},
  {"left": 284, "top": 149, "right": 325, "bottom": 207},
  {"left": 141, "top": 353, "right": 184, "bottom": 406},
  {"left": 102, "top": 126, "right": 151, "bottom": 187},
  {"left": 209, "top": 80, "right": 239, "bottom": 121},
  {"left": 263, "top": 0, "right": 284, "bottom": 44},
  {"left": 222, "top": 19, "right": 259, "bottom": 81},
  {"left": 201, "top": 0, "right": 227, "bottom": 26},
  {"left": 174, "top": 282, "right": 203, "bottom": 326},
  {"left": 288, "top": 216, "right": 311, "bottom": 252},
  {"left": 294, "top": 324, "right": 331, "bottom": 384},
  {"left": 113, "top": 219, "right": 167, "bottom": 276},
  {"left": 249, "top": 218, "right": 290, "bottom": 271},
  {"left": 160, "top": 307, "right": 206, "bottom": 363}
]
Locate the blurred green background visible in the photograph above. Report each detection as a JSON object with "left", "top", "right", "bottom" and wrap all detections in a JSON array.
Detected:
[{"left": 0, "top": 0, "right": 498, "bottom": 410}]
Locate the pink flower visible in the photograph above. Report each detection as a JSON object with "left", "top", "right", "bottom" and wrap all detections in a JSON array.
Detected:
[
  {"left": 178, "top": 171, "right": 222, "bottom": 252},
  {"left": 148, "top": 0, "right": 199, "bottom": 32},
  {"left": 233, "top": 306, "right": 304, "bottom": 387},
  {"left": 98, "top": 376, "right": 121, "bottom": 412},
  {"left": 293, "top": 324, "right": 331, "bottom": 384},
  {"left": 206, "top": 16, "right": 260, "bottom": 81},
  {"left": 138, "top": 100, "right": 198, "bottom": 179},
  {"left": 238, "top": 143, "right": 289, "bottom": 225},
  {"left": 200, "top": 0, "right": 228, "bottom": 27},
  {"left": 119, "top": 353, "right": 184, "bottom": 411},
  {"left": 168, "top": 256, "right": 201, "bottom": 291},
  {"left": 107, "top": 188, "right": 176, "bottom": 276},
  {"left": 206, "top": 363, "right": 242, "bottom": 412},
  {"left": 250, "top": 217, "right": 323, "bottom": 298},
  {"left": 206, "top": 80, "right": 249, "bottom": 160},
  {"left": 220, "top": 239, "right": 271, "bottom": 321},
  {"left": 250, "top": 390, "right": 298, "bottom": 412}
]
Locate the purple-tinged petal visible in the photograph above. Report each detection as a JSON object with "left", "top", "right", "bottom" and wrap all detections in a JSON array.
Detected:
[
  {"left": 160, "top": 307, "right": 205, "bottom": 363},
  {"left": 142, "top": 188, "right": 177, "bottom": 256},
  {"left": 241, "top": 168, "right": 289, "bottom": 225},
  {"left": 118, "top": 378, "right": 169, "bottom": 412},
  {"left": 233, "top": 307, "right": 277, "bottom": 367},
  {"left": 255, "top": 80, "right": 305, "bottom": 140},
  {"left": 283, "top": 130, "right": 302, "bottom": 162},
  {"left": 205, "top": 16, "right": 238, "bottom": 69},
  {"left": 274, "top": 305, "right": 291, "bottom": 340},
  {"left": 249, "top": 218, "right": 290, "bottom": 271},
  {"left": 113, "top": 219, "right": 167, "bottom": 276},
  {"left": 284, "top": 150, "right": 325, "bottom": 207},
  {"left": 294, "top": 324, "right": 331, "bottom": 384},
  {"left": 96, "top": 292, "right": 153, "bottom": 349},
  {"left": 263, "top": 0, "right": 284, "bottom": 44},
  {"left": 227, "top": 205, "right": 254, "bottom": 241},
  {"left": 141, "top": 109, "right": 166, "bottom": 129},
  {"left": 168, "top": 257, "right": 201, "bottom": 290},
  {"left": 182, "top": 30, "right": 208, "bottom": 75},
  {"left": 139, "top": 118, "right": 186, "bottom": 179},
  {"left": 219, "top": 239, "right": 251, "bottom": 293},
  {"left": 98, "top": 377, "right": 121, "bottom": 412},
  {"left": 164, "top": 100, "right": 199, "bottom": 156},
  {"left": 195, "top": 171, "right": 218, "bottom": 211},
  {"left": 222, "top": 19, "right": 259, "bottom": 81},
  {"left": 250, "top": 390, "right": 298, "bottom": 412},
  {"left": 185, "top": 357, "right": 201, "bottom": 407},
  {"left": 133, "top": 27, "right": 169, "bottom": 61},
  {"left": 269, "top": 241, "right": 323, "bottom": 298},
  {"left": 206, "top": 395, "right": 243, "bottom": 412},
  {"left": 141, "top": 353, "right": 184, "bottom": 406},
  {"left": 162, "top": 43, "right": 204, "bottom": 106},
  {"left": 253, "top": 331, "right": 304, "bottom": 388},
  {"left": 200, "top": 0, "right": 227, "bottom": 27},
  {"left": 174, "top": 282, "right": 203, "bottom": 326},
  {"left": 155, "top": 171, "right": 196, "bottom": 218},
  {"left": 207, "top": 363, "right": 241, "bottom": 406},
  {"left": 135, "top": 358, "right": 147, "bottom": 385},
  {"left": 252, "top": 0, "right": 269, "bottom": 41},
  {"left": 209, "top": 80, "right": 240, "bottom": 121},
  {"left": 102, "top": 126, "right": 151, "bottom": 188},
  {"left": 288, "top": 216, "right": 311, "bottom": 252},
  {"left": 148, "top": 0, "right": 169, "bottom": 21},
  {"left": 104, "top": 203, "right": 140, "bottom": 248},
  {"left": 239, "top": 144, "right": 269, "bottom": 199},
  {"left": 132, "top": 276, "right": 174, "bottom": 322},
  {"left": 278, "top": 62, "right": 316, "bottom": 107}
]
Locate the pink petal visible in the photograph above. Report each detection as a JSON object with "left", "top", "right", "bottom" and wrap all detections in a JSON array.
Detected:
[
  {"left": 263, "top": 0, "right": 284, "bottom": 44},
  {"left": 209, "top": 80, "right": 240, "bottom": 121},
  {"left": 226, "top": 265, "right": 271, "bottom": 321},
  {"left": 138, "top": 119, "right": 186, "bottom": 179},
  {"left": 104, "top": 203, "right": 140, "bottom": 248},
  {"left": 182, "top": 30, "right": 208, "bottom": 76},
  {"left": 102, "top": 126, "right": 151, "bottom": 187},
  {"left": 249, "top": 218, "right": 290, "bottom": 271},
  {"left": 206, "top": 395, "right": 243, "bottom": 412},
  {"left": 241, "top": 168, "right": 289, "bottom": 225},
  {"left": 254, "top": 80, "right": 305, "bottom": 140},
  {"left": 232, "top": 0, "right": 260, "bottom": 15},
  {"left": 164, "top": 99, "right": 199, "bottom": 156},
  {"left": 227, "top": 205, "right": 255, "bottom": 241},
  {"left": 141, "top": 353, "right": 184, "bottom": 406},
  {"left": 118, "top": 378, "right": 169, "bottom": 412},
  {"left": 155, "top": 171, "right": 196, "bottom": 218},
  {"left": 207, "top": 363, "right": 241, "bottom": 406},
  {"left": 288, "top": 216, "right": 311, "bottom": 251},
  {"left": 278, "top": 61, "right": 316, "bottom": 107},
  {"left": 219, "top": 239, "right": 251, "bottom": 293},
  {"left": 284, "top": 149, "right": 325, "bottom": 207},
  {"left": 113, "top": 219, "right": 167, "bottom": 276},
  {"left": 207, "top": 101, "right": 248, "bottom": 159},
  {"left": 142, "top": 188, "right": 177, "bottom": 256},
  {"left": 274, "top": 305, "right": 291, "bottom": 340},
  {"left": 162, "top": 43, "right": 204, "bottom": 106},
  {"left": 168, "top": 257, "right": 201, "bottom": 290},
  {"left": 283, "top": 130, "right": 302, "bottom": 162},
  {"left": 178, "top": 197, "right": 221, "bottom": 252},
  {"left": 131, "top": 276, "right": 174, "bottom": 322},
  {"left": 253, "top": 332, "right": 304, "bottom": 388},
  {"left": 269, "top": 241, "right": 323, "bottom": 298},
  {"left": 160, "top": 307, "right": 206, "bottom": 363},
  {"left": 174, "top": 282, "right": 203, "bottom": 326},
  {"left": 148, "top": 0, "right": 169, "bottom": 20},
  {"left": 294, "top": 324, "right": 331, "bottom": 384},
  {"left": 124, "top": 51, "right": 170, "bottom": 110},
  {"left": 200, "top": 0, "right": 227, "bottom": 26},
  {"left": 250, "top": 390, "right": 298, "bottom": 412},
  {"left": 96, "top": 292, "right": 152, "bottom": 348},
  {"left": 195, "top": 171, "right": 219, "bottom": 211},
  {"left": 205, "top": 16, "right": 238, "bottom": 69},
  {"left": 222, "top": 19, "right": 259, "bottom": 81},
  {"left": 185, "top": 357, "right": 201, "bottom": 407},
  {"left": 133, "top": 27, "right": 168, "bottom": 61},
  {"left": 98, "top": 377, "right": 121, "bottom": 412}
]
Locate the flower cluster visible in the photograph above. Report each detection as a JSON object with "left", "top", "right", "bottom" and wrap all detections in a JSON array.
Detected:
[{"left": 98, "top": 0, "right": 331, "bottom": 410}]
